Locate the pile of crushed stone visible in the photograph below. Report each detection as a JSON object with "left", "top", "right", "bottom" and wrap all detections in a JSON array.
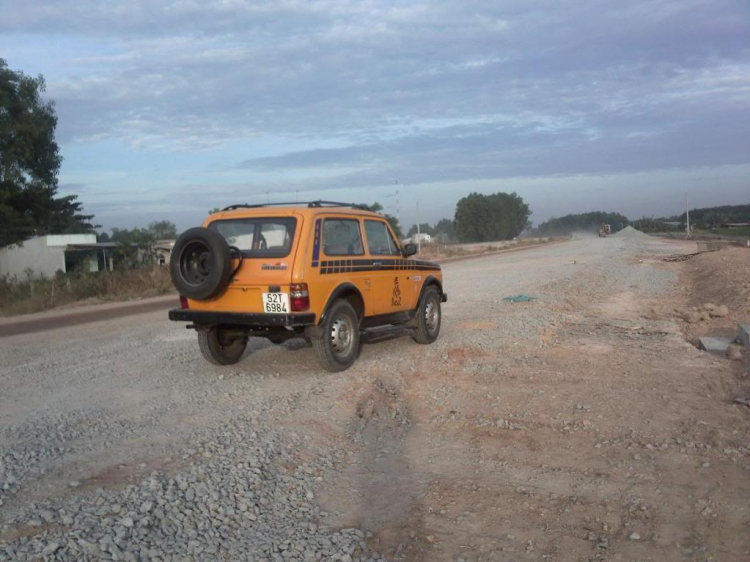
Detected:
[{"left": 612, "top": 225, "right": 650, "bottom": 238}]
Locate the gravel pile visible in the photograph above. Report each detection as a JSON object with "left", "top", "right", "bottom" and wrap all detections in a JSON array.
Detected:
[
  {"left": 1, "top": 415, "right": 383, "bottom": 562},
  {"left": 2, "top": 410, "right": 160, "bottom": 499},
  {"left": 612, "top": 225, "right": 649, "bottom": 239}
]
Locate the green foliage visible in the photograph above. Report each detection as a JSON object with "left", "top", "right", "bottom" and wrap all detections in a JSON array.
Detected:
[
  {"left": 407, "top": 223, "right": 434, "bottom": 237},
  {"left": 629, "top": 216, "right": 679, "bottom": 233},
  {"left": 406, "top": 218, "right": 456, "bottom": 241},
  {"left": 454, "top": 192, "right": 531, "bottom": 242},
  {"left": 110, "top": 227, "right": 158, "bottom": 269},
  {"left": 363, "top": 202, "right": 402, "bottom": 238},
  {"left": 673, "top": 204, "right": 750, "bottom": 229},
  {"left": 433, "top": 218, "right": 456, "bottom": 240},
  {"left": 147, "top": 220, "right": 177, "bottom": 239},
  {"left": 0, "top": 58, "right": 95, "bottom": 247},
  {"left": 537, "top": 211, "right": 629, "bottom": 236}
]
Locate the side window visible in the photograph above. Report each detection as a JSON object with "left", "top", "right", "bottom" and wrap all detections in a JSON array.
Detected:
[
  {"left": 322, "top": 219, "right": 364, "bottom": 256},
  {"left": 364, "top": 220, "right": 401, "bottom": 256}
]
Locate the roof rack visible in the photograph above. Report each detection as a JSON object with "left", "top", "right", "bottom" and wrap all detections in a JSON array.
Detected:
[{"left": 221, "top": 200, "right": 371, "bottom": 211}]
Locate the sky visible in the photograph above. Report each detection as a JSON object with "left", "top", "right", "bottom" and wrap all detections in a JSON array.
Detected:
[{"left": 1, "top": 0, "right": 748, "bottom": 231}]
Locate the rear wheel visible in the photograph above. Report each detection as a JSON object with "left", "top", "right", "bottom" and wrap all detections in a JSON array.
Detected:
[
  {"left": 197, "top": 326, "right": 248, "bottom": 365},
  {"left": 312, "top": 300, "right": 360, "bottom": 372},
  {"left": 411, "top": 286, "right": 441, "bottom": 344}
]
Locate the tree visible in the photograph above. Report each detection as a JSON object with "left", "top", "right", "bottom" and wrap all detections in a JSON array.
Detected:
[
  {"left": 537, "top": 211, "right": 629, "bottom": 236},
  {"left": 454, "top": 192, "right": 531, "bottom": 242},
  {"left": 433, "top": 218, "right": 456, "bottom": 241},
  {"left": 97, "top": 231, "right": 111, "bottom": 242},
  {"left": 407, "top": 223, "right": 434, "bottom": 237},
  {"left": 148, "top": 220, "right": 177, "bottom": 239},
  {"left": 363, "top": 202, "right": 403, "bottom": 238},
  {"left": 110, "top": 227, "right": 158, "bottom": 269},
  {"left": 0, "top": 58, "right": 95, "bottom": 247}
]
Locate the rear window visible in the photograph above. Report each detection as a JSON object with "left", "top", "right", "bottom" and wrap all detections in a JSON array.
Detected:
[{"left": 208, "top": 217, "right": 296, "bottom": 258}]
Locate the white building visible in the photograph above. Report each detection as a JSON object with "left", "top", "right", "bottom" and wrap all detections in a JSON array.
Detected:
[
  {"left": 0, "top": 234, "right": 115, "bottom": 281},
  {"left": 403, "top": 233, "right": 432, "bottom": 245}
]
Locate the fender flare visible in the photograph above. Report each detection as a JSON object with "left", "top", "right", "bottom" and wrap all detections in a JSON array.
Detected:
[
  {"left": 416, "top": 274, "right": 444, "bottom": 305},
  {"left": 305, "top": 282, "right": 365, "bottom": 337}
]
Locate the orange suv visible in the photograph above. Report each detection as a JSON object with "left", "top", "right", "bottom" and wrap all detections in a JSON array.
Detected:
[{"left": 169, "top": 201, "right": 447, "bottom": 371}]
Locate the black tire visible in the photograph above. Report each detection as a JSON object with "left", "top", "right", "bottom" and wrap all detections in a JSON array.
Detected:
[
  {"left": 170, "top": 227, "right": 232, "bottom": 301},
  {"left": 411, "top": 286, "right": 442, "bottom": 344},
  {"left": 197, "top": 327, "right": 247, "bottom": 366},
  {"left": 312, "top": 300, "right": 360, "bottom": 372}
]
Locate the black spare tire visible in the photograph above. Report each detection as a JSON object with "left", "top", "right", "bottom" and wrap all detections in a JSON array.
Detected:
[{"left": 170, "top": 227, "right": 233, "bottom": 300}]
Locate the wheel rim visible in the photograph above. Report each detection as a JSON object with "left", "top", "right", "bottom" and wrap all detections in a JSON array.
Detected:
[
  {"left": 330, "top": 314, "right": 354, "bottom": 356},
  {"left": 424, "top": 298, "right": 439, "bottom": 333},
  {"left": 179, "top": 241, "right": 212, "bottom": 286}
]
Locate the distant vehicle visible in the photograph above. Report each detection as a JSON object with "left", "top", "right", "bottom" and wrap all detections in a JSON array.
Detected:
[
  {"left": 168, "top": 201, "right": 447, "bottom": 372},
  {"left": 599, "top": 223, "right": 611, "bottom": 237}
]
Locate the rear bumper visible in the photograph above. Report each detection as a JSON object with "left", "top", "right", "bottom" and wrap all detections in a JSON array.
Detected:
[{"left": 168, "top": 309, "right": 316, "bottom": 328}]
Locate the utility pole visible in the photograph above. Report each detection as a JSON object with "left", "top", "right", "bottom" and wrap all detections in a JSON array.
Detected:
[
  {"left": 416, "top": 201, "right": 421, "bottom": 254},
  {"left": 685, "top": 192, "right": 690, "bottom": 238}
]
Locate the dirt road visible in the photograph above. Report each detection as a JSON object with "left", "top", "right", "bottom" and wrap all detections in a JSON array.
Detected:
[{"left": 1, "top": 236, "right": 748, "bottom": 561}]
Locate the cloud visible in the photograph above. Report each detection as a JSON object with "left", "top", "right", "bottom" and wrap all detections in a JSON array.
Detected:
[{"left": 1, "top": 0, "right": 748, "bottom": 229}]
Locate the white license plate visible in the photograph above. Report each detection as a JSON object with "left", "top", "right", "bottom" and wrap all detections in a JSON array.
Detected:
[{"left": 262, "top": 292, "right": 290, "bottom": 314}]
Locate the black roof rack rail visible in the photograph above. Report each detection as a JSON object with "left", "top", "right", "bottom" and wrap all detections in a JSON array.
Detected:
[{"left": 221, "top": 200, "right": 371, "bottom": 212}]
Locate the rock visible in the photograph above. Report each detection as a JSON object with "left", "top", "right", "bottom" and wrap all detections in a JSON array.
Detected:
[
  {"left": 683, "top": 311, "right": 703, "bottom": 324},
  {"left": 699, "top": 337, "right": 733, "bottom": 357},
  {"left": 120, "top": 516, "right": 134, "bottom": 528},
  {"left": 42, "top": 542, "right": 60, "bottom": 556},
  {"left": 709, "top": 305, "right": 729, "bottom": 318},
  {"left": 727, "top": 344, "right": 743, "bottom": 361},
  {"left": 68, "top": 480, "right": 81, "bottom": 488},
  {"left": 629, "top": 532, "right": 641, "bottom": 540},
  {"left": 739, "top": 323, "right": 750, "bottom": 348}
]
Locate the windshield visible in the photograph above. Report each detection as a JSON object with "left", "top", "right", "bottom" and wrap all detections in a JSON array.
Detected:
[{"left": 208, "top": 217, "right": 296, "bottom": 258}]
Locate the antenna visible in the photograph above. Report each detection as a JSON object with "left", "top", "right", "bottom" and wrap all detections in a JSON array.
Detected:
[{"left": 395, "top": 180, "right": 400, "bottom": 228}]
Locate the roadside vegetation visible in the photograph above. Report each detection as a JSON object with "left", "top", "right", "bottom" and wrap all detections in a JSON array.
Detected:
[
  {"left": 0, "top": 267, "right": 173, "bottom": 317},
  {"left": 537, "top": 211, "right": 629, "bottom": 236}
]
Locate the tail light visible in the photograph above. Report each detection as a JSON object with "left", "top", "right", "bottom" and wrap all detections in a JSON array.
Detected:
[
  {"left": 179, "top": 295, "right": 189, "bottom": 309},
  {"left": 290, "top": 283, "right": 309, "bottom": 312}
]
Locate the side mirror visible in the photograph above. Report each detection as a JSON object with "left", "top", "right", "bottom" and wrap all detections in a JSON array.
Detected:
[{"left": 402, "top": 243, "right": 417, "bottom": 257}]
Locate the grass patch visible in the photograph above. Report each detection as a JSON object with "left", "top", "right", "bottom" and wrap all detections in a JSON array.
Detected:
[
  {"left": 695, "top": 227, "right": 750, "bottom": 238},
  {"left": 0, "top": 267, "right": 174, "bottom": 317}
]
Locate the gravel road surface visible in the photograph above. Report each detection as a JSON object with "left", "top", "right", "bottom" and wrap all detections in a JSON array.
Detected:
[{"left": 1, "top": 236, "right": 748, "bottom": 561}]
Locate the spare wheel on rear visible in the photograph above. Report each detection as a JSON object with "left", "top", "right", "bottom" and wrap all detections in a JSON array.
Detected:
[{"left": 170, "top": 227, "right": 233, "bottom": 300}]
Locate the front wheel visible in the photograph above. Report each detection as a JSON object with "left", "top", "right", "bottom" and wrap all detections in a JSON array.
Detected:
[
  {"left": 312, "top": 300, "right": 360, "bottom": 372},
  {"left": 197, "top": 327, "right": 247, "bottom": 365},
  {"left": 411, "top": 286, "right": 442, "bottom": 344}
]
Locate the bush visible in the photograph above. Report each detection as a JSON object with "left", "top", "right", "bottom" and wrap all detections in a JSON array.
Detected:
[{"left": 0, "top": 267, "right": 174, "bottom": 317}]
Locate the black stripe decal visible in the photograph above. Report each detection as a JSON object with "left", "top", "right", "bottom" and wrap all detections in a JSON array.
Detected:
[{"left": 314, "top": 258, "right": 440, "bottom": 274}]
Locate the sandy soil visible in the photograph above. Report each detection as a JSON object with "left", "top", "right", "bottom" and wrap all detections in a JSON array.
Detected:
[{"left": 1, "top": 236, "right": 748, "bottom": 561}]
